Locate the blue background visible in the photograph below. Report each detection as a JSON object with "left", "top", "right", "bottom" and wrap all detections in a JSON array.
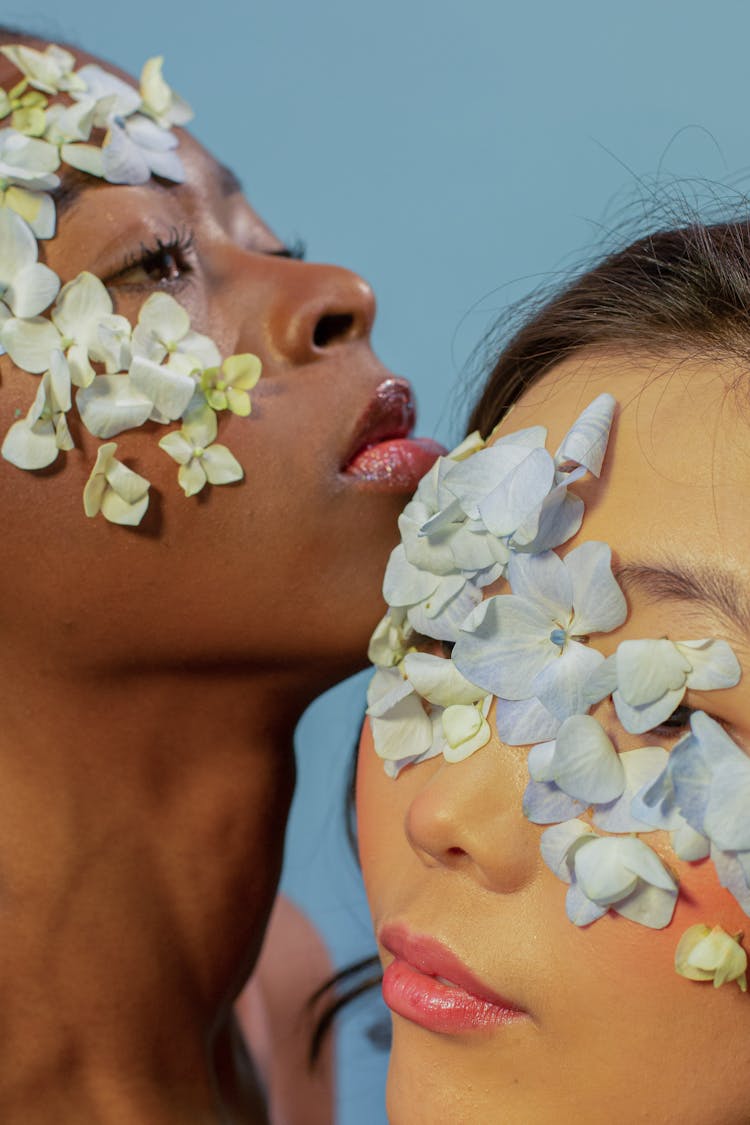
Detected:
[{"left": 13, "top": 1, "right": 750, "bottom": 1118}]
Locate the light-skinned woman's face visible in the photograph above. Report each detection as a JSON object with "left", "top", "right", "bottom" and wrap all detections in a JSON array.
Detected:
[
  {"left": 358, "top": 350, "right": 750, "bottom": 1125},
  {"left": 0, "top": 46, "right": 440, "bottom": 679}
]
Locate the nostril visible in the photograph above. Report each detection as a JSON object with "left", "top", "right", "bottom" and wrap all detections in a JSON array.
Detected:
[{"left": 313, "top": 312, "right": 356, "bottom": 349}]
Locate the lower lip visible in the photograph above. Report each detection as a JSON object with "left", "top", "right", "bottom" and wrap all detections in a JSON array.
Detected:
[
  {"left": 382, "top": 958, "right": 527, "bottom": 1034},
  {"left": 343, "top": 437, "right": 446, "bottom": 491}
]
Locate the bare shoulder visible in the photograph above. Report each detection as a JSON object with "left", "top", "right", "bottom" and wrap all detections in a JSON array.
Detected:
[{"left": 236, "top": 894, "right": 335, "bottom": 1125}]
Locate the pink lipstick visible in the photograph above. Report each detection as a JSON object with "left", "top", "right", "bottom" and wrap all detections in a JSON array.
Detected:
[{"left": 380, "top": 925, "right": 528, "bottom": 1035}]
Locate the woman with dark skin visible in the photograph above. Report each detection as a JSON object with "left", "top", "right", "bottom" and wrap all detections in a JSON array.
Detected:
[{"left": 0, "top": 30, "right": 441, "bottom": 1125}]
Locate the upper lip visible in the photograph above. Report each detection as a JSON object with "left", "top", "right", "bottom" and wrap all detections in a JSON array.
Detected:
[
  {"left": 380, "top": 923, "right": 526, "bottom": 1012},
  {"left": 341, "top": 377, "right": 416, "bottom": 469}
]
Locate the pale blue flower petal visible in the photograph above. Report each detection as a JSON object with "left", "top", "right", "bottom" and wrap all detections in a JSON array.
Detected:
[
  {"left": 511, "top": 482, "right": 584, "bottom": 553},
  {"left": 679, "top": 638, "right": 741, "bottom": 691},
  {"left": 523, "top": 777, "right": 586, "bottom": 824},
  {"left": 382, "top": 544, "right": 440, "bottom": 606},
  {"left": 612, "top": 686, "right": 686, "bottom": 735},
  {"left": 613, "top": 882, "right": 678, "bottom": 929},
  {"left": 539, "top": 818, "right": 593, "bottom": 882},
  {"left": 554, "top": 393, "right": 616, "bottom": 477},
  {"left": 494, "top": 696, "right": 561, "bottom": 745},
  {"left": 566, "top": 882, "right": 608, "bottom": 926},
  {"left": 591, "top": 746, "right": 668, "bottom": 832},
  {"left": 709, "top": 846, "right": 750, "bottom": 915},
  {"left": 453, "top": 593, "right": 556, "bottom": 698},
  {"left": 545, "top": 713, "right": 625, "bottom": 802},
  {"left": 507, "top": 549, "right": 572, "bottom": 623},
  {"left": 532, "top": 641, "right": 604, "bottom": 720},
  {"left": 703, "top": 757, "right": 750, "bottom": 851},
  {"left": 583, "top": 654, "right": 618, "bottom": 706},
  {"left": 616, "top": 638, "right": 690, "bottom": 705},
  {"left": 476, "top": 447, "right": 555, "bottom": 537},
  {"left": 566, "top": 541, "right": 627, "bottom": 635},
  {"left": 671, "top": 823, "right": 710, "bottom": 861},
  {"left": 406, "top": 578, "right": 482, "bottom": 643}
]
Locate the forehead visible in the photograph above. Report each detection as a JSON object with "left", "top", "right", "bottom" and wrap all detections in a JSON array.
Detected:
[{"left": 496, "top": 349, "right": 750, "bottom": 576}]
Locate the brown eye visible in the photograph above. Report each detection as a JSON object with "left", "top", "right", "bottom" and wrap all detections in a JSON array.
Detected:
[{"left": 111, "top": 227, "right": 196, "bottom": 288}]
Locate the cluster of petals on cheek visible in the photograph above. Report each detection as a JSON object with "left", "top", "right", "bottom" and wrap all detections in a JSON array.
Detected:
[
  {"left": 367, "top": 382, "right": 750, "bottom": 965},
  {"left": 0, "top": 43, "right": 263, "bottom": 524},
  {"left": 636, "top": 712, "right": 750, "bottom": 913}
]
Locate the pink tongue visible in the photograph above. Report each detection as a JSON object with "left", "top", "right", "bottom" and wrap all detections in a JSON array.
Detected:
[{"left": 346, "top": 437, "right": 447, "bottom": 484}]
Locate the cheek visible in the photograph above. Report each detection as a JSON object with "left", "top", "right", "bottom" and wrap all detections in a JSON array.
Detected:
[{"left": 356, "top": 720, "right": 409, "bottom": 911}]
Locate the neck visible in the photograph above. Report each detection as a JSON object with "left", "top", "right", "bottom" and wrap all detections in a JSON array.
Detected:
[{"left": 0, "top": 657, "right": 318, "bottom": 1123}]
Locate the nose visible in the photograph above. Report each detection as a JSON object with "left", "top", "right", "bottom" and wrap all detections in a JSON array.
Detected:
[
  {"left": 263, "top": 259, "right": 377, "bottom": 365},
  {"left": 404, "top": 734, "right": 539, "bottom": 895}
]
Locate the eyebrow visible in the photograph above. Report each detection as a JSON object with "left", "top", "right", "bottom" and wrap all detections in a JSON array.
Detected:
[
  {"left": 614, "top": 557, "right": 750, "bottom": 635},
  {"left": 52, "top": 160, "right": 243, "bottom": 220}
]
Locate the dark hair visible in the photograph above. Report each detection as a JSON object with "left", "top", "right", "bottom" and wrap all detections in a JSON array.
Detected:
[{"left": 468, "top": 216, "right": 750, "bottom": 438}]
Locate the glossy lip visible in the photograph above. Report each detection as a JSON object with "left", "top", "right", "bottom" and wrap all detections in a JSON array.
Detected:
[
  {"left": 341, "top": 377, "right": 417, "bottom": 466},
  {"left": 380, "top": 924, "right": 529, "bottom": 1034},
  {"left": 341, "top": 377, "right": 446, "bottom": 490}
]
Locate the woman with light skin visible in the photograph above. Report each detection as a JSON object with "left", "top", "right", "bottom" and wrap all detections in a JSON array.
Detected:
[
  {"left": 358, "top": 221, "right": 750, "bottom": 1124},
  {"left": 0, "top": 28, "right": 443, "bottom": 1125}
]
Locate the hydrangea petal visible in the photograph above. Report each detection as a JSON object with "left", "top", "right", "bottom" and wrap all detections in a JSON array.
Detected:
[
  {"left": 507, "top": 549, "right": 572, "bottom": 624},
  {"left": 678, "top": 638, "right": 741, "bottom": 691},
  {"left": 476, "top": 447, "right": 555, "bottom": 537},
  {"left": 494, "top": 696, "right": 561, "bottom": 746},
  {"left": 523, "top": 777, "right": 587, "bottom": 824},
  {"left": 441, "top": 701, "right": 491, "bottom": 762},
  {"left": 53, "top": 270, "right": 112, "bottom": 337},
  {"left": 177, "top": 459, "right": 207, "bottom": 497},
  {"left": 383, "top": 544, "right": 440, "bottom": 606},
  {"left": 406, "top": 578, "right": 482, "bottom": 643},
  {"left": 60, "top": 143, "right": 105, "bottom": 178},
  {"left": 512, "top": 484, "right": 584, "bottom": 553},
  {"left": 1, "top": 415, "right": 58, "bottom": 468},
  {"left": 531, "top": 640, "right": 604, "bottom": 721},
  {"left": 616, "top": 639, "right": 691, "bottom": 705},
  {"left": 158, "top": 430, "right": 195, "bottom": 466},
  {"left": 539, "top": 818, "right": 593, "bottom": 882},
  {"left": 453, "top": 594, "right": 555, "bottom": 699},
  {"left": 403, "top": 651, "right": 486, "bottom": 707},
  {"left": 675, "top": 924, "right": 748, "bottom": 990},
  {"left": 554, "top": 393, "right": 616, "bottom": 477},
  {"left": 9, "top": 261, "right": 60, "bottom": 318},
  {"left": 591, "top": 746, "right": 668, "bottom": 833},
  {"left": 77, "top": 375, "right": 153, "bottom": 438},
  {"left": 202, "top": 444, "right": 243, "bottom": 485},
  {"left": 129, "top": 355, "right": 196, "bottom": 422},
  {"left": 567, "top": 541, "right": 627, "bottom": 635},
  {"left": 544, "top": 713, "right": 625, "bottom": 803},
  {"left": 102, "top": 122, "right": 151, "bottom": 185},
  {"left": 565, "top": 881, "right": 608, "bottom": 926},
  {"left": 2, "top": 314, "right": 60, "bottom": 371},
  {"left": 75, "top": 64, "right": 141, "bottom": 118},
  {"left": 613, "top": 686, "right": 686, "bottom": 735},
  {"left": 672, "top": 822, "right": 710, "bottom": 861},
  {"left": 101, "top": 489, "right": 149, "bottom": 526}
]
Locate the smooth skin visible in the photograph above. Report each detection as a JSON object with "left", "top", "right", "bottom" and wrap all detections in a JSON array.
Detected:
[
  {"left": 358, "top": 349, "right": 750, "bottom": 1125},
  {"left": 0, "top": 40, "right": 414, "bottom": 1125}
]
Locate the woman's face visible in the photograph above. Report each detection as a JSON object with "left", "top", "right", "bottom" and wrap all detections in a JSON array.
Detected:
[
  {"left": 358, "top": 350, "right": 750, "bottom": 1125},
  {"left": 0, "top": 47, "right": 439, "bottom": 677}
]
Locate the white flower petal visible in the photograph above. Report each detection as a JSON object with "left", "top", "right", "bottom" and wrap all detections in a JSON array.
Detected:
[
  {"left": 202, "top": 444, "right": 243, "bottom": 485},
  {"left": 539, "top": 818, "right": 593, "bottom": 882},
  {"left": 555, "top": 393, "right": 616, "bottom": 477},
  {"left": 679, "top": 638, "right": 741, "bottom": 692},
  {"left": 616, "top": 639, "right": 690, "bottom": 706},
  {"left": 178, "top": 459, "right": 207, "bottom": 497},
  {"left": 545, "top": 713, "right": 625, "bottom": 803},
  {"left": 101, "top": 489, "right": 149, "bottom": 526},
  {"left": 129, "top": 355, "right": 196, "bottom": 421},
  {"left": 2, "top": 315, "right": 61, "bottom": 372},
  {"left": 60, "top": 143, "right": 105, "bottom": 178},
  {"left": 8, "top": 262, "right": 61, "bottom": 318},
  {"left": 101, "top": 123, "right": 152, "bottom": 185},
  {"left": 158, "top": 430, "right": 195, "bottom": 466},
  {"left": 76, "top": 375, "right": 153, "bottom": 438},
  {"left": 403, "top": 652, "right": 486, "bottom": 707},
  {"left": 1, "top": 415, "right": 58, "bottom": 468},
  {"left": 532, "top": 640, "right": 604, "bottom": 721},
  {"left": 453, "top": 594, "right": 555, "bottom": 699}
]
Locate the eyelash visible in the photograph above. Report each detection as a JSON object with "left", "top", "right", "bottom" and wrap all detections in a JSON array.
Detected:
[
  {"left": 114, "top": 226, "right": 197, "bottom": 290},
  {"left": 112, "top": 230, "right": 307, "bottom": 290}
]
